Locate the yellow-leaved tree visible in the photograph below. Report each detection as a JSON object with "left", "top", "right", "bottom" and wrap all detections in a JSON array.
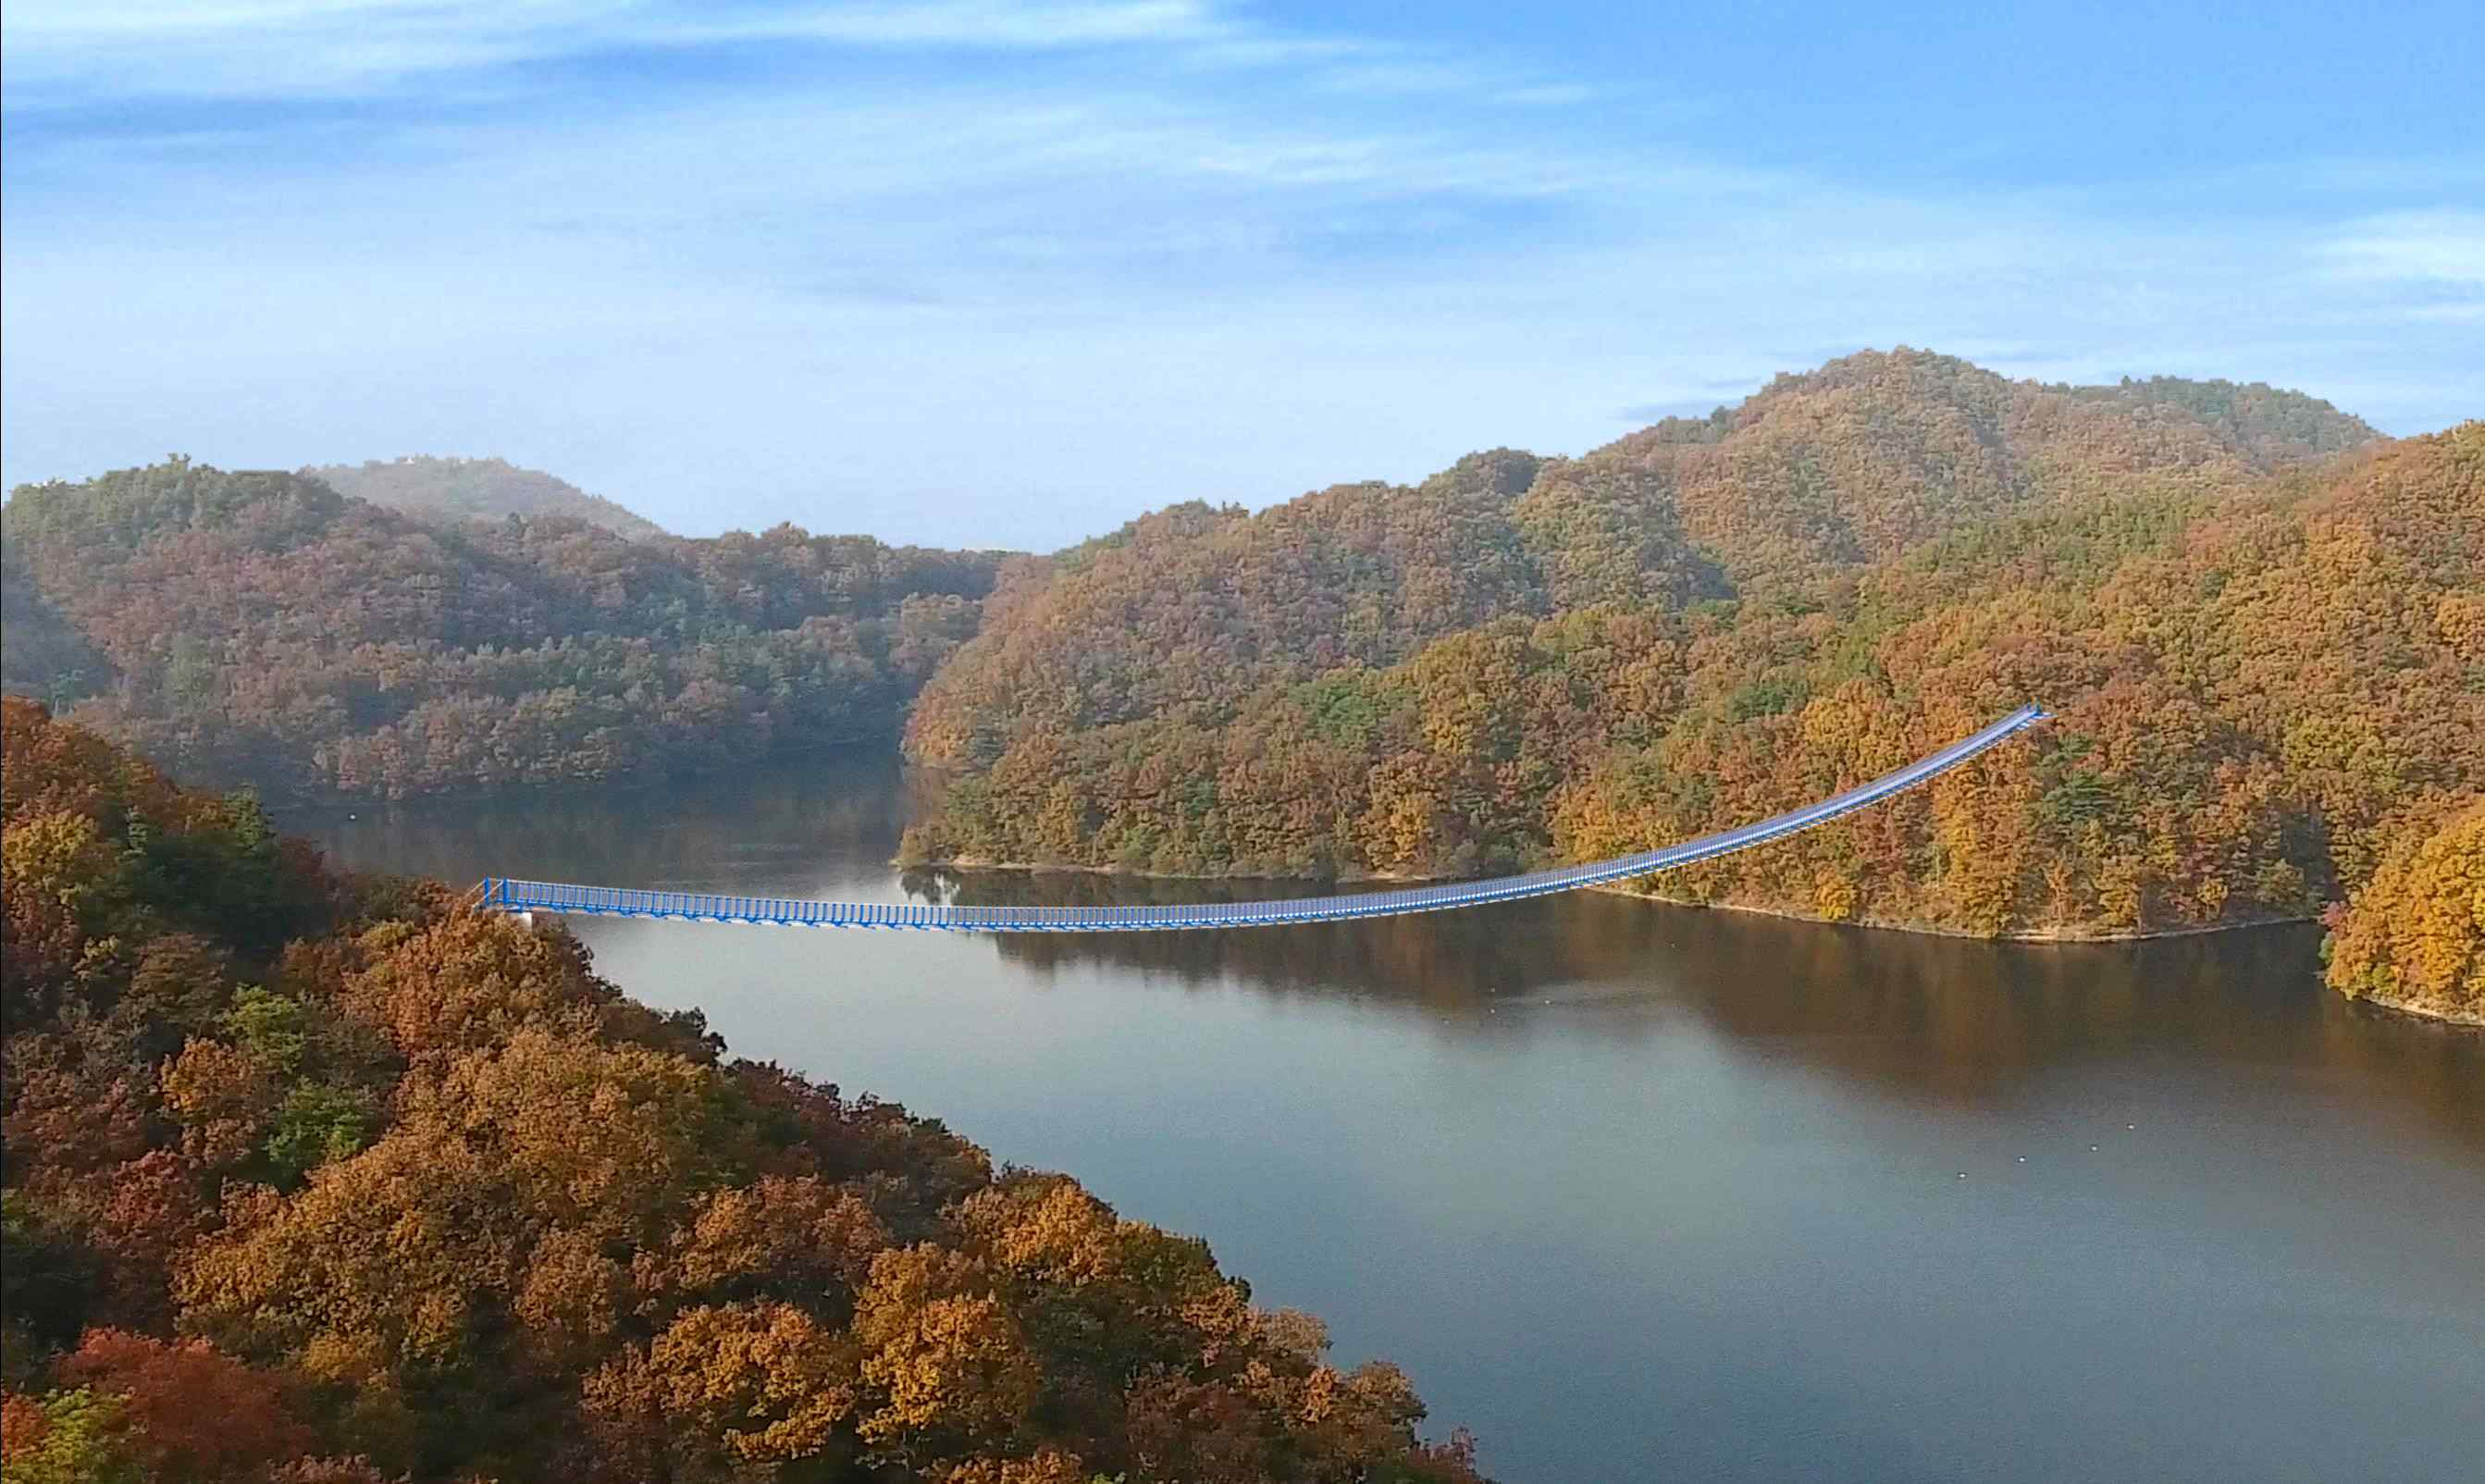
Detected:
[{"left": 2324, "top": 798, "right": 2485, "bottom": 1024}]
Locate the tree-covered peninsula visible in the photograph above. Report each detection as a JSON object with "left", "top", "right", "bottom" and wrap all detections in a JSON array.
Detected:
[
  {"left": 0, "top": 698, "right": 1491, "bottom": 1481},
  {"left": 896, "top": 358, "right": 2479, "bottom": 986}
]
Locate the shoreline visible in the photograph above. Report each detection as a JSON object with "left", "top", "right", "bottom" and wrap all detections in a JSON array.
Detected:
[
  {"left": 2360, "top": 992, "right": 2485, "bottom": 1030},
  {"left": 905, "top": 854, "right": 2310, "bottom": 944},
  {"left": 907, "top": 856, "right": 2477, "bottom": 1029},
  {"left": 271, "top": 741, "right": 902, "bottom": 821},
  {"left": 1595, "top": 884, "right": 2315, "bottom": 946}
]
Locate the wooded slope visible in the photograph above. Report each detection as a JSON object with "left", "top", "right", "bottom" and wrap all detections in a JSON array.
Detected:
[
  {"left": 3, "top": 461, "right": 1003, "bottom": 798},
  {"left": 0, "top": 698, "right": 1490, "bottom": 1481},
  {"left": 905, "top": 351, "right": 2378, "bottom": 772},
  {"left": 902, "top": 366, "right": 2479, "bottom": 956},
  {"left": 303, "top": 456, "right": 665, "bottom": 540}
]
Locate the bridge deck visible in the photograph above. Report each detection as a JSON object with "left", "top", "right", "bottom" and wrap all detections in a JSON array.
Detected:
[{"left": 479, "top": 705, "right": 2045, "bottom": 933}]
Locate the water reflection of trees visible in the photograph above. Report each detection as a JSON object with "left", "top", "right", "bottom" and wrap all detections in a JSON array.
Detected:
[
  {"left": 295, "top": 752, "right": 907, "bottom": 887},
  {"left": 920, "top": 866, "right": 2485, "bottom": 1150},
  {"left": 304, "top": 771, "right": 2482, "bottom": 1157},
  {"left": 902, "top": 865, "right": 1577, "bottom": 1011}
]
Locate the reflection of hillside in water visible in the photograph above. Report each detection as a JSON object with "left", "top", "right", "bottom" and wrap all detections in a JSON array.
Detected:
[
  {"left": 298, "top": 751, "right": 907, "bottom": 888},
  {"left": 306, "top": 761, "right": 2483, "bottom": 1160},
  {"left": 902, "top": 865, "right": 1562, "bottom": 1007},
  {"left": 920, "top": 865, "right": 2484, "bottom": 1150}
]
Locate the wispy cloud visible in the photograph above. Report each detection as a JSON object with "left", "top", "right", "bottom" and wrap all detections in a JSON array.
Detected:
[
  {"left": 2312, "top": 209, "right": 2485, "bottom": 286},
  {"left": 2298, "top": 209, "right": 2485, "bottom": 328},
  {"left": 2, "top": 0, "right": 1587, "bottom": 111},
  {"left": 3, "top": 1, "right": 2476, "bottom": 546},
  {"left": 2, "top": 1, "right": 1230, "bottom": 55}
]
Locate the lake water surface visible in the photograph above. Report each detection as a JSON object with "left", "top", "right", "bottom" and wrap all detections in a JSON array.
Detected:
[{"left": 300, "top": 756, "right": 2485, "bottom": 1484}]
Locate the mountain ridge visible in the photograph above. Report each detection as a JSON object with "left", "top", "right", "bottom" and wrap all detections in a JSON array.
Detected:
[
  {"left": 303, "top": 454, "right": 666, "bottom": 540},
  {"left": 2, "top": 353, "right": 2469, "bottom": 1014},
  {"left": 903, "top": 351, "right": 2382, "bottom": 773},
  {"left": 2, "top": 458, "right": 1000, "bottom": 798},
  {"left": 898, "top": 422, "right": 2476, "bottom": 977}
]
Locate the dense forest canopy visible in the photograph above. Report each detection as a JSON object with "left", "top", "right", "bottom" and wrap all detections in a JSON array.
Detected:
[
  {"left": 1595, "top": 354, "right": 2379, "bottom": 592},
  {"left": 1, "top": 460, "right": 1008, "bottom": 799},
  {"left": 0, "top": 698, "right": 1490, "bottom": 1482},
  {"left": 303, "top": 456, "right": 666, "bottom": 541},
  {"left": 904, "top": 351, "right": 2379, "bottom": 771},
  {"left": 2323, "top": 798, "right": 2485, "bottom": 1024},
  {"left": 896, "top": 357, "right": 2480, "bottom": 1002},
  {"left": 3, "top": 349, "right": 2472, "bottom": 1014}
]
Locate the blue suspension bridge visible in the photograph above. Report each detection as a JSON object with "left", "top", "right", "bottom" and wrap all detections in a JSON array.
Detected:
[{"left": 478, "top": 705, "right": 2046, "bottom": 933}]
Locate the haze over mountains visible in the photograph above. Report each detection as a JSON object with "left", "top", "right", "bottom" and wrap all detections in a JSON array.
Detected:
[
  {"left": 905, "top": 351, "right": 2380, "bottom": 767},
  {"left": 303, "top": 456, "right": 667, "bottom": 541},
  {"left": 3, "top": 350, "right": 2475, "bottom": 1017},
  {"left": 2, "top": 462, "right": 997, "bottom": 797}
]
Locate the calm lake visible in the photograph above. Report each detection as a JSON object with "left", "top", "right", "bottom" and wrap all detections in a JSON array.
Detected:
[{"left": 299, "top": 755, "right": 2485, "bottom": 1484}]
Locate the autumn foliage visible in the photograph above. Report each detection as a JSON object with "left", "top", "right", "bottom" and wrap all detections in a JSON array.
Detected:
[
  {"left": 0, "top": 699, "right": 1491, "bottom": 1481},
  {"left": 898, "top": 358, "right": 2479, "bottom": 972},
  {"left": 2324, "top": 798, "right": 2485, "bottom": 1023},
  {"left": 2, "top": 459, "right": 1001, "bottom": 798},
  {"left": 906, "top": 351, "right": 2375, "bottom": 778},
  {"left": 5, "top": 350, "right": 2473, "bottom": 1014},
  {"left": 303, "top": 455, "right": 666, "bottom": 540}
]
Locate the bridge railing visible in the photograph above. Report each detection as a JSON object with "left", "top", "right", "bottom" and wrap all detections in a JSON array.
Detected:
[{"left": 482, "top": 705, "right": 2043, "bottom": 933}]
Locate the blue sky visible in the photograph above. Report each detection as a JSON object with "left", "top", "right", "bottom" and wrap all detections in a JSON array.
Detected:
[{"left": 4, "top": 1, "right": 2478, "bottom": 550}]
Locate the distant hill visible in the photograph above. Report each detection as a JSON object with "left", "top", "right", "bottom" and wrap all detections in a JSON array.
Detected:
[
  {"left": 303, "top": 455, "right": 666, "bottom": 539},
  {"left": 891, "top": 357, "right": 2484, "bottom": 994},
  {"left": 905, "top": 350, "right": 2381, "bottom": 772},
  {"left": 0, "top": 540, "right": 116, "bottom": 707},
  {"left": 1589, "top": 349, "right": 2378, "bottom": 589},
  {"left": 899, "top": 445, "right": 1729, "bottom": 768},
  {"left": 12, "top": 352, "right": 2468, "bottom": 1013},
  {"left": 3, "top": 458, "right": 1000, "bottom": 798}
]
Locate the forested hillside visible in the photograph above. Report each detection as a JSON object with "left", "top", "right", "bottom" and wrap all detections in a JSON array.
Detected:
[
  {"left": 303, "top": 456, "right": 665, "bottom": 540},
  {"left": 906, "top": 351, "right": 2377, "bottom": 768},
  {"left": 0, "top": 699, "right": 1490, "bottom": 1482},
  {"left": 2323, "top": 798, "right": 2485, "bottom": 1023},
  {"left": 1, "top": 460, "right": 1004, "bottom": 799},
  {"left": 6, "top": 352, "right": 2466, "bottom": 1009},
  {"left": 900, "top": 362, "right": 2480, "bottom": 983},
  {"left": 1596, "top": 354, "right": 2379, "bottom": 592}
]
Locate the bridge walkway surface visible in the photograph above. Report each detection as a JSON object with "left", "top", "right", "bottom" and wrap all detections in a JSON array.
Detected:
[{"left": 478, "top": 705, "right": 2046, "bottom": 934}]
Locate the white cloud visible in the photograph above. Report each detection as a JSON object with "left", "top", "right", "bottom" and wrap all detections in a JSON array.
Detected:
[
  {"left": 5, "top": 2, "right": 2477, "bottom": 542},
  {"left": 2312, "top": 210, "right": 2485, "bottom": 287},
  {"left": 670, "top": 1, "right": 1233, "bottom": 49},
  {"left": 1, "top": 3, "right": 1232, "bottom": 102},
  {"left": 2, "top": 0, "right": 1224, "bottom": 48},
  {"left": 0, "top": 0, "right": 1584, "bottom": 111}
]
